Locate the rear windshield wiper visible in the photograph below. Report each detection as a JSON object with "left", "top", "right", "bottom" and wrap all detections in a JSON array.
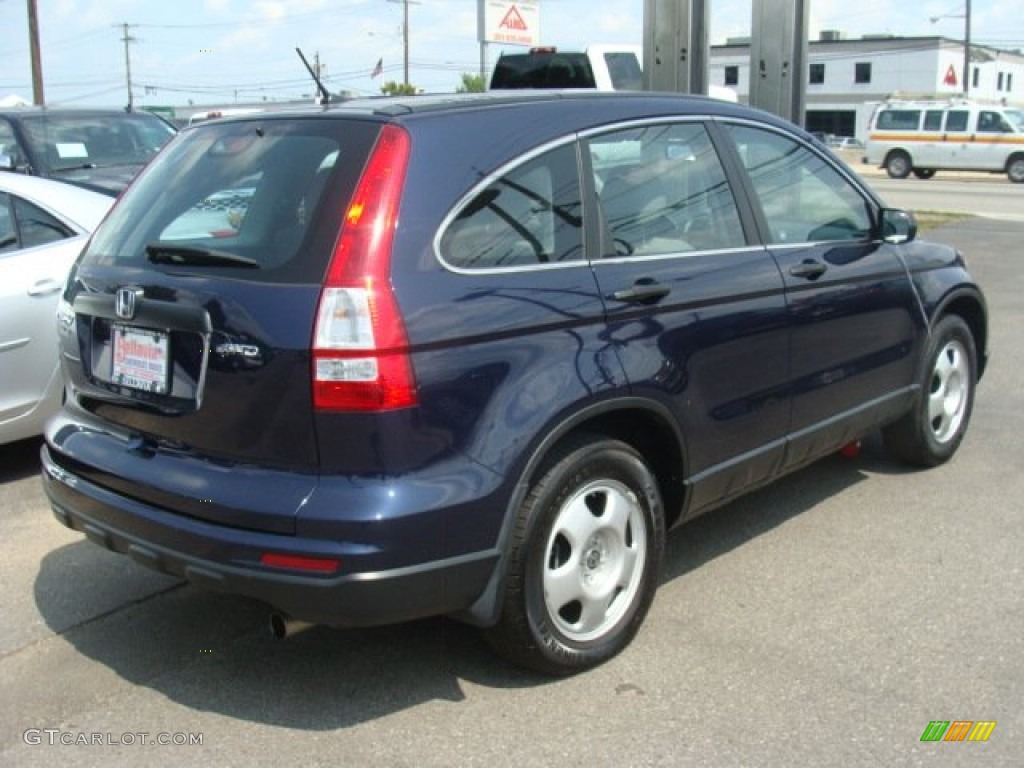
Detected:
[{"left": 146, "top": 242, "right": 259, "bottom": 269}]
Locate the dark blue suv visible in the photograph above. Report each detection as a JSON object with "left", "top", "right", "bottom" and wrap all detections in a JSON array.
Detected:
[{"left": 42, "top": 92, "right": 988, "bottom": 674}]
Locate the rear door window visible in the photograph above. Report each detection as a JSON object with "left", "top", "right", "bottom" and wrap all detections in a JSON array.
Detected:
[{"left": 81, "top": 118, "right": 380, "bottom": 282}]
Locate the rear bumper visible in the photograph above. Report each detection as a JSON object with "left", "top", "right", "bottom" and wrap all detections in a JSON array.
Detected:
[{"left": 41, "top": 444, "right": 500, "bottom": 627}]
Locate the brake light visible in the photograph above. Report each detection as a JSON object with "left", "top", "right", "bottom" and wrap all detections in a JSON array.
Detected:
[{"left": 312, "top": 124, "right": 417, "bottom": 411}]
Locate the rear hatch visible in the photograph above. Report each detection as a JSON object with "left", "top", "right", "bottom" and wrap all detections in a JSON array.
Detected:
[{"left": 56, "top": 115, "right": 383, "bottom": 530}]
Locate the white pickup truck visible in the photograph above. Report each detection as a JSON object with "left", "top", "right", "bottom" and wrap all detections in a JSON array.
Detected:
[{"left": 489, "top": 45, "right": 738, "bottom": 101}]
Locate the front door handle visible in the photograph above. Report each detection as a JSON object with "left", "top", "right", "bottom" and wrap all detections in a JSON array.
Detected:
[
  {"left": 789, "top": 260, "right": 828, "bottom": 280},
  {"left": 611, "top": 280, "right": 671, "bottom": 304},
  {"left": 28, "top": 278, "right": 62, "bottom": 296}
]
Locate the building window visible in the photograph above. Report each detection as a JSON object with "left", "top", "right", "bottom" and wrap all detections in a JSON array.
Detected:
[
  {"left": 972, "top": 68, "right": 980, "bottom": 88},
  {"left": 998, "top": 72, "right": 1004, "bottom": 91},
  {"left": 854, "top": 62, "right": 871, "bottom": 84},
  {"left": 724, "top": 66, "right": 739, "bottom": 86},
  {"left": 809, "top": 63, "right": 825, "bottom": 84},
  {"left": 1009, "top": 74, "right": 1014, "bottom": 92}
]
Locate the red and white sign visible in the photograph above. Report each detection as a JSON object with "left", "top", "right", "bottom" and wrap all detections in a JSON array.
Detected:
[
  {"left": 943, "top": 64, "right": 958, "bottom": 87},
  {"left": 480, "top": 1, "right": 540, "bottom": 47}
]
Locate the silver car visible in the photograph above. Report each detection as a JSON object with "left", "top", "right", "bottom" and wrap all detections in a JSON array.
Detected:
[{"left": 0, "top": 174, "right": 112, "bottom": 444}]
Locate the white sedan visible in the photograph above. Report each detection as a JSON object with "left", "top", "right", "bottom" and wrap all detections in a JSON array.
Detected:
[{"left": 0, "top": 174, "right": 113, "bottom": 444}]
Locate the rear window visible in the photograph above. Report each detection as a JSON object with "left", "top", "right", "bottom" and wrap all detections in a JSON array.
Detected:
[
  {"left": 604, "top": 52, "right": 643, "bottom": 90},
  {"left": 490, "top": 53, "right": 595, "bottom": 89},
  {"left": 81, "top": 118, "right": 380, "bottom": 282}
]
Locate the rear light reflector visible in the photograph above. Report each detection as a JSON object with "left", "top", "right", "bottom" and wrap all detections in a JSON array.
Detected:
[
  {"left": 260, "top": 552, "right": 340, "bottom": 574},
  {"left": 313, "top": 124, "right": 417, "bottom": 411}
]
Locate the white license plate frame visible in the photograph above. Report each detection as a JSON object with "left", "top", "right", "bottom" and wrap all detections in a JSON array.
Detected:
[{"left": 111, "top": 325, "right": 170, "bottom": 394}]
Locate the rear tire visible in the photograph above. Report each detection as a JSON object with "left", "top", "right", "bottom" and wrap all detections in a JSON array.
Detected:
[
  {"left": 912, "top": 168, "right": 936, "bottom": 180},
  {"left": 885, "top": 151, "right": 912, "bottom": 179},
  {"left": 883, "top": 316, "right": 977, "bottom": 467},
  {"left": 485, "top": 435, "right": 665, "bottom": 675}
]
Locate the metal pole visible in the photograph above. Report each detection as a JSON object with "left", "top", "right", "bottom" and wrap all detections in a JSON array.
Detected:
[
  {"left": 119, "top": 23, "right": 137, "bottom": 111},
  {"left": 963, "top": 0, "right": 972, "bottom": 96},
  {"left": 27, "top": 0, "right": 45, "bottom": 105}
]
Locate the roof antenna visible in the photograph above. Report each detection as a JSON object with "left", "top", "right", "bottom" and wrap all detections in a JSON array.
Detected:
[{"left": 296, "top": 47, "right": 329, "bottom": 106}]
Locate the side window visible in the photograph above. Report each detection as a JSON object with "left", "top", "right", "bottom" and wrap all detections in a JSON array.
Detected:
[
  {"left": 877, "top": 110, "right": 920, "bottom": 130},
  {"left": 945, "top": 111, "right": 969, "bottom": 132},
  {"left": 14, "top": 197, "right": 73, "bottom": 248},
  {"left": 0, "top": 192, "right": 16, "bottom": 254},
  {"left": 0, "top": 119, "right": 22, "bottom": 167},
  {"left": 725, "top": 124, "right": 872, "bottom": 245},
  {"left": 440, "top": 143, "right": 583, "bottom": 269},
  {"left": 588, "top": 122, "right": 745, "bottom": 257},
  {"left": 924, "top": 110, "right": 944, "bottom": 131},
  {"left": 977, "top": 111, "right": 1006, "bottom": 133}
]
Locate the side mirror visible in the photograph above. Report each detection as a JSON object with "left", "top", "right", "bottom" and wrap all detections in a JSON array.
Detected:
[
  {"left": 880, "top": 208, "right": 917, "bottom": 244},
  {"left": 0, "top": 153, "right": 15, "bottom": 171}
]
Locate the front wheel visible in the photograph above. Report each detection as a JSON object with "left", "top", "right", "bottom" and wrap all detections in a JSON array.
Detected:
[
  {"left": 485, "top": 436, "right": 665, "bottom": 675},
  {"left": 885, "top": 151, "right": 912, "bottom": 179},
  {"left": 1008, "top": 155, "right": 1024, "bottom": 183},
  {"left": 883, "top": 316, "right": 977, "bottom": 466}
]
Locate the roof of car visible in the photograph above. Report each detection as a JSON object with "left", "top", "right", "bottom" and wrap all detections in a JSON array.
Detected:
[
  {"left": 0, "top": 107, "right": 160, "bottom": 117},
  {"left": 202, "top": 90, "right": 779, "bottom": 130}
]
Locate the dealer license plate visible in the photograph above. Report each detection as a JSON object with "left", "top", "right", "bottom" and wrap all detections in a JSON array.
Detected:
[{"left": 111, "top": 325, "right": 170, "bottom": 394}]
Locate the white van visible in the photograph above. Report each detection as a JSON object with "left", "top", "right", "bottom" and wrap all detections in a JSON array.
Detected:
[
  {"left": 489, "top": 45, "right": 738, "bottom": 102},
  {"left": 865, "top": 99, "right": 1024, "bottom": 182}
]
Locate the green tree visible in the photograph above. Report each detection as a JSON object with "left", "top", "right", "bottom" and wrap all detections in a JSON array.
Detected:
[
  {"left": 381, "top": 80, "right": 419, "bottom": 96},
  {"left": 456, "top": 72, "right": 486, "bottom": 93}
]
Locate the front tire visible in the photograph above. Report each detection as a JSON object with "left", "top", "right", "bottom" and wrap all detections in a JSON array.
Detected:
[
  {"left": 884, "top": 316, "right": 977, "bottom": 466},
  {"left": 885, "top": 150, "right": 912, "bottom": 179},
  {"left": 912, "top": 168, "right": 936, "bottom": 180},
  {"left": 485, "top": 436, "right": 665, "bottom": 675},
  {"left": 1008, "top": 155, "right": 1024, "bottom": 183}
]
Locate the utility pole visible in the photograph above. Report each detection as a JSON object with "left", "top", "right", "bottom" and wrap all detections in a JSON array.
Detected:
[
  {"left": 964, "top": 0, "right": 972, "bottom": 96},
  {"left": 27, "top": 0, "right": 45, "bottom": 105},
  {"left": 387, "top": 0, "right": 420, "bottom": 87},
  {"left": 117, "top": 22, "right": 138, "bottom": 111}
]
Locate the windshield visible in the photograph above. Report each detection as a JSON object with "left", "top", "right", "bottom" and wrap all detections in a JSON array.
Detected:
[
  {"left": 19, "top": 113, "right": 175, "bottom": 172},
  {"left": 1004, "top": 110, "right": 1024, "bottom": 132}
]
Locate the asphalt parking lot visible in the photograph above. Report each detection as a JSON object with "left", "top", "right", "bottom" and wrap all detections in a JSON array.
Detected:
[{"left": 1, "top": 216, "right": 1021, "bottom": 767}]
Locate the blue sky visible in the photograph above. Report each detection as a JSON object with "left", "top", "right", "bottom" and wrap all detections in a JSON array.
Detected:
[{"left": 1, "top": 0, "right": 1020, "bottom": 107}]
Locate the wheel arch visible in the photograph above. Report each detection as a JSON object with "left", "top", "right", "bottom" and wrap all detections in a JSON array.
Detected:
[
  {"left": 934, "top": 288, "right": 988, "bottom": 380},
  {"left": 453, "top": 397, "right": 687, "bottom": 628}
]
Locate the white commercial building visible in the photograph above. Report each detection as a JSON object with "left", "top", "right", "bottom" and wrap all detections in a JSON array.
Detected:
[{"left": 711, "top": 34, "right": 1024, "bottom": 138}]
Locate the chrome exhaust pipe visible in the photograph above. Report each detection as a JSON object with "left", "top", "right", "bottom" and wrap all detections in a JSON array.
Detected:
[{"left": 269, "top": 612, "right": 316, "bottom": 640}]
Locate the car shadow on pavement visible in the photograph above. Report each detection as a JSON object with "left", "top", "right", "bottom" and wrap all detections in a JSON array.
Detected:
[
  {"left": 0, "top": 436, "right": 44, "bottom": 485},
  {"left": 32, "top": 439, "right": 888, "bottom": 730}
]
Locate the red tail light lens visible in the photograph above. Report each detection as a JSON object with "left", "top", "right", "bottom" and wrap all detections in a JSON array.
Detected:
[{"left": 312, "top": 124, "right": 417, "bottom": 411}]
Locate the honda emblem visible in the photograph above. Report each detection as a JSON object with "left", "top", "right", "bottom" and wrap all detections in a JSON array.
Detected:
[{"left": 115, "top": 288, "right": 141, "bottom": 320}]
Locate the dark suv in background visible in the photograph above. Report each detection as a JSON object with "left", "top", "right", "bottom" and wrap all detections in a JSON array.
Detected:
[
  {"left": 42, "top": 92, "right": 987, "bottom": 675},
  {"left": 0, "top": 108, "right": 176, "bottom": 195}
]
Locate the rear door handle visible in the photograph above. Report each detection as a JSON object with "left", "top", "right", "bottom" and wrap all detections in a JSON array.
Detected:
[
  {"left": 611, "top": 281, "right": 671, "bottom": 304},
  {"left": 789, "top": 260, "right": 828, "bottom": 280}
]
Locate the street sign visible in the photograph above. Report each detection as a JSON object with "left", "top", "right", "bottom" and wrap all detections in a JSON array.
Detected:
[{"left": 479, "top": 1, "right": 540, "bottom": 47}]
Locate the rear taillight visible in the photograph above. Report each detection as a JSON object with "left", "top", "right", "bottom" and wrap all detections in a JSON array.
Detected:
[{"left": 312, "top": 124, "right": 417, "bottom": 411}]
